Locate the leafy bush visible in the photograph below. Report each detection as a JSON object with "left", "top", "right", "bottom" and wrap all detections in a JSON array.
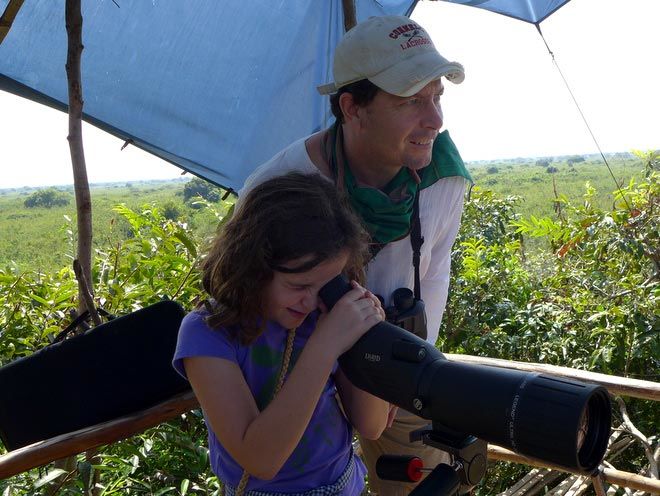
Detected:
[
  {"left": 23, "top": 188, "right": 71, "bottom": 208},
  {"left": 183, "top": 178, "right": 223, "bottom": 207},
  {"left": 162, "top": 200, "right": 182, "bottom": 220}
]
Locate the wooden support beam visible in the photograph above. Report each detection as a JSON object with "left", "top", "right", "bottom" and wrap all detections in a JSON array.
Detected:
[
  {"left": 0, "top": 0, "right": 25, "bottom": 44},
  {"left": 590, "top": 472, "right": 608, "bottom": 496},
  {"left": 341, "top": 0, "right": 356, "bottom": 31}
]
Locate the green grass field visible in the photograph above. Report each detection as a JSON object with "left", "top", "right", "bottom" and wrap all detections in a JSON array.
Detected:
[
  {"left": 0, "top": 153, "right": 648, "bottom": 273},
  {"left": 0, "top": 179, "right": 211, "bottom": 272},
  {"left": 469, "top": 155, "right": 644, "bottom": 218}
]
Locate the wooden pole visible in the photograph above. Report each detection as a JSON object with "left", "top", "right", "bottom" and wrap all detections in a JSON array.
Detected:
[
  {"left": 0, "top": 0, "right": 26, "bottom": 45},
  {"left": 341, "top": 0, "right": 356, "bottom": 32},
  {"left": 65, "top": 0, "right": 95, "bottom": 315},
  {"left": 52, "top": 2, "right": 97, "bottom": 493}
]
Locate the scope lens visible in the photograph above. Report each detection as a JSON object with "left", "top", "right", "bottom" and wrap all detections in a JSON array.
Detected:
[
  {"left": 577, "top": 407, "right": 588, "bottom": 451},
  {"left": 577, "top": 391, "right": 611, "bottom": 470}
]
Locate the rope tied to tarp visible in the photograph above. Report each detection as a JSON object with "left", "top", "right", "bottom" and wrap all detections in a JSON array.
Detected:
[{"left": 534, "top": 22, "right": 633, "bottom": 212}]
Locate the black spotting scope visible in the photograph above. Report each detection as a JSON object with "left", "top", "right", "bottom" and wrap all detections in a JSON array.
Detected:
[{"left": 319, "top": 275, "right": 611, "bottom": 475}]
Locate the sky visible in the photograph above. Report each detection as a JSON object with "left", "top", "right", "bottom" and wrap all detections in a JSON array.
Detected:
[{"left": 1, "top": 0, "right": 658, "bottom": 189}]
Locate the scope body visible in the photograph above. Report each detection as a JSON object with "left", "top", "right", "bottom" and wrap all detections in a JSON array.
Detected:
[{"left": 320, "top": 275, "right": 611, "bottom": 474}]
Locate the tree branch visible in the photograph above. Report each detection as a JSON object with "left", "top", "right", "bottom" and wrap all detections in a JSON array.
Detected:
[
  {"left": 614, "top": 396, "right": 658, "bottom": 479},
  {"left": 65, "top": 0, "right": 94, "bottom": 314}
]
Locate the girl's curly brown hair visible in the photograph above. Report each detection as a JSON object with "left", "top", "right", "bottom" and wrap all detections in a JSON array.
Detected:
[{"left": 202, "top": 172, "right": 370, "bottom": 345}]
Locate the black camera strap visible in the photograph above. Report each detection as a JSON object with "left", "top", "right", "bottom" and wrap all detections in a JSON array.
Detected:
[{"left": 411, "top": 188, "right": 424, "bottom": 301}]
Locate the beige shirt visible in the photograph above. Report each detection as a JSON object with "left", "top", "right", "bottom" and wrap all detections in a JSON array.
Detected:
[{"left": 240, "top": 135, "right": 467, "bottom": 346}]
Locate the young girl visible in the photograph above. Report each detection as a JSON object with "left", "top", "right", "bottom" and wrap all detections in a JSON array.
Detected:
[{"left": 173, "top": 172, "right": 389, "bottom": 495}]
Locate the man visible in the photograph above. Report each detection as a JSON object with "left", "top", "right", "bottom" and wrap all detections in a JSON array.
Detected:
[{"left": 240, "top": 15, "right": 471, "bottom": 495}]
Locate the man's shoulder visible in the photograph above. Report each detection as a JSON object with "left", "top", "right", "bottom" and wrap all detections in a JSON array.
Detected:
[
  {"left": 239, "top": 135, "right": 322, "bottom": 198},
  {"left": 419, "top": 175, "right": 468, "bottom": 197}
]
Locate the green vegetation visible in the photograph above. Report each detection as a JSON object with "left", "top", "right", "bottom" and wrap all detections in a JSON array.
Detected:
[
  {"left": 0, "top": 179, "right": 224, "bottom": 273},
  {"left": 23, "top": 188, "right": 72, "bottom": 209},
  {"left": 469, "top": 153, "right": 644, "bottom": 221},
  {"left": 0, "top": 153, "right": 657, "bottom": 494},
  {"left": 182, "top": 177, "right": 224, "bottom": 207}
]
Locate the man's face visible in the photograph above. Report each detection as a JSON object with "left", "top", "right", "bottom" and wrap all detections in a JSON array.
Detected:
[{"left": 358, "top": 79, "right": 444, "bottom": 174}]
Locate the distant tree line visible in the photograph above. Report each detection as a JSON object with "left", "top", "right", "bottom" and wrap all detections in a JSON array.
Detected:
[
  {"left": 23, "top": 188, "right": 71, "bottom": 208},
  {"left": 566, "top": 155, "right": 585, "bottom": 165}
]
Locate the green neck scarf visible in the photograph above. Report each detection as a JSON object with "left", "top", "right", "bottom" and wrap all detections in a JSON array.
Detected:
[{"left": 326, "top": 122, "right": 471, "bottom": 245}]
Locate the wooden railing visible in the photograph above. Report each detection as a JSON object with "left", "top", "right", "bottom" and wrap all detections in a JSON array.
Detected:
[{"left": 1, "top": 355, "right": 658, "bottom": 494}]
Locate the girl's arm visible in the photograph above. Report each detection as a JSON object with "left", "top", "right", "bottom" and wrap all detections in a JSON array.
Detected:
[
  {"left": 334, "top": 286, "right": 389, "bottom": 440},
  {"left": 334, "top": 367, "right": 389, "bottom": 440},
  {"left": 184, "top": 285, "right": 382, "bottom": 481},
  {"left": 184, "top": 340, "right": 334, "bottom": 480}
]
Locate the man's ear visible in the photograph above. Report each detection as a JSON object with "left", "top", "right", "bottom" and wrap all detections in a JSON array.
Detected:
[{"left": 338, "top": 92, "right": 361, "bottom": 124}]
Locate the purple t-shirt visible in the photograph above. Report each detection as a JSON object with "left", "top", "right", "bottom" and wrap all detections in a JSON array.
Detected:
[{"left": 173, "top": 310, "right": 366, "bottom": 494}]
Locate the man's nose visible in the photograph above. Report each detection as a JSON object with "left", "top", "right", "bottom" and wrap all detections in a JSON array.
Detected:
[{"left": 422, "top": 100, "right": 443, "bottom": 131}]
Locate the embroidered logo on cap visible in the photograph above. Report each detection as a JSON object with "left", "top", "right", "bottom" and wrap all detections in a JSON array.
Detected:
[
  {"left": 388, "top": 23, "right": 432, "bottom": 50},
  {"left": 388, "top": 23, "right": 423, "bottom": 40}
]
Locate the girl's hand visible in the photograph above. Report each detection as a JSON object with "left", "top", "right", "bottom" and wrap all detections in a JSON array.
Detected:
[
  {"left": 314, "top": 281, "right": 385, "bottom": 356},
  {"left": 386, "top": 404, "right": 399, "bottom": 428}
]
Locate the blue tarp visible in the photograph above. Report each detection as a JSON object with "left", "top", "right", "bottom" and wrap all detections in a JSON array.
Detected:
[
  {"left": 0, "top": 0, "right": 570, "bottom": 191},
  {"left": 441, "top": 0, "right": 570, "bottom": 24}
]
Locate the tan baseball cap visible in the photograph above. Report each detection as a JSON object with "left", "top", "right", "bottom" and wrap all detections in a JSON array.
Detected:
[{"left": 318, "top": 15, "right": 464, "bottom": 97}]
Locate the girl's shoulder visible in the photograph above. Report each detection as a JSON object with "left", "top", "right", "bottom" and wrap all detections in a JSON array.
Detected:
[
  {"left": 173, "top": 310, "right": 243, "bottom": 378},
  {"left": 180, "top": 308, "right": 222, "bottom": 333}
]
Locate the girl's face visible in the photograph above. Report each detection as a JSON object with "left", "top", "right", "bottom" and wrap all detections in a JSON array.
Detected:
[{"left": 262, "top": 251, "right": 349, "bottom": 329}]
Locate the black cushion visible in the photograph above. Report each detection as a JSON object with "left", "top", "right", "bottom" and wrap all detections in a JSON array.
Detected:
[{"left": 0, "top": 300, "right": 191, "bottom": 451}]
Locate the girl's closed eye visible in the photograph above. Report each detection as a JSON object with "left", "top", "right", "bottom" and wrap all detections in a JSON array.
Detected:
[{"left": 288, "top": 283, "right": 311, "bottom": 291}]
